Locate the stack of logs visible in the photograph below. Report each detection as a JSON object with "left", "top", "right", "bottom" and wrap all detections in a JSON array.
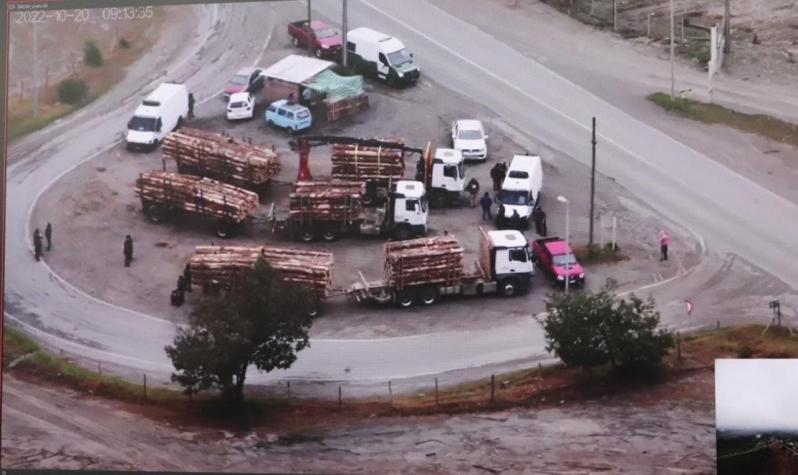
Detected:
[
  {"left": 135, "top": 171, "right": 259, "bottom": 223},
  {"left": 384, "top": 235, "right": 465, "bottom": 289},
  {"left": 163, "top": 128, "right": 281, "bottom": 189},
  {"left": 330, "top": 139, "right": 406, "bottom": 184},
  {"left": 289, "top": 181, "right": 365, "bottom": 223},
  {"left": 189, "top": 245, "right": 334, "bottom": 297}
]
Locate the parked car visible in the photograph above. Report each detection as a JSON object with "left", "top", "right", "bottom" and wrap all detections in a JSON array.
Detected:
[
  {"left": 265, "top": 99, "right": 312, "bottom": 133},
  {"left": 226, "top": 92, "right": 255, "bottom": 121},
  {"left": 223, "top": 67, "right": 264, "bottom": 100},
  {"left": 287, "top": 20, "right": 343, "bottom": 59},
  {"left": 531, "top": 237, "right": 585, "bottom": 288},
  {"left": 451, "top": 119, "right": 488, "bottom": 161}
]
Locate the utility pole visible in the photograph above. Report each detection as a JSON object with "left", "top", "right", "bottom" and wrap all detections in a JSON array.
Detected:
[
  {"left": 32, "top": 19, "right": 39, "bottom": 118},
  {"left": 612, "top": 0, "right": 617, "bottom": 32},
  {"left": 342, "top": 0, "right": 349, "bottom": 68},
  {"left": 588, "top": 117, "right": 597, "bottom": 252},
  {"left": 307, "top": 0, "right": 313, "bottom": 57},
  {"left": 669, "top": 0, "right": 675, "bottom": 100},
  {"left": 723, "top": 0, "right": 731, "bottom": 54}
]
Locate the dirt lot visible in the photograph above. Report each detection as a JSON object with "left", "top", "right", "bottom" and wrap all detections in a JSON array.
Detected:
[
  {"left": 0, "top": 369, "right": 715, "bottom": 473},
  {"left": 31, "top": 32, "right": 701, "bottom": 338}
]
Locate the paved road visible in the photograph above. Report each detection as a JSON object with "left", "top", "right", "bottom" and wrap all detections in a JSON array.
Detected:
[{"left": 5, "top": 0, "right": 798, "bottom": 394}]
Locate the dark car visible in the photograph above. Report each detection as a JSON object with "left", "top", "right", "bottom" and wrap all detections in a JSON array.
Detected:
[{"left": 223, "top": 67, "right": 265, "bottom": 100}]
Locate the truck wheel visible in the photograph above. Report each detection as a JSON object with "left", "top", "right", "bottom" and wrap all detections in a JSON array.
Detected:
[
  {"left": 419, "top": 286, "right": 438, "bottom": 306},
  {"left": 315, "top": 48, "right": 323, "bottom": 58},
  {"left": 292, "top": 37, "right": 300, "bottom": 47},
  {"left": 299, "top": 227, "right": 316, "bottom": 243},
  {"left": 393, "top": 225, "right": 411, "bottom": 241},
  {"left": 362, "top": 193, "right": 376, "bottom": 206},
  {"left": 499, "top": 278, "right": 519, "bottom": 298},
  {"left": 216, "top": 222, "right": 235, "bottom": 239},
  {"left": 146, "top": 205, "right": 166, "bottom": 223},
  {"left": 396, "top": 289, "right": 416, "bottom": 308},
  {"left": 321, "top": 225, "right": 339, "bottom": 242},
  {"left": 307, "top": 298, "right": 321, "bottom": 318}
]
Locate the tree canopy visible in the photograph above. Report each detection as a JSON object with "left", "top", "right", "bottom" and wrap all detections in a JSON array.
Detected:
[
  {"left": 165, "top": 258, "right": 313, "bottom": 402},
  {"left": 542, "top": 282, "right": 674, "bottom": 376}
]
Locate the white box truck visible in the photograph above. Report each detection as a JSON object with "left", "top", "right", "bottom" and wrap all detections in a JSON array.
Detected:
[
  {"left": 346, "top": 27, "right": 420, "bottom": 86},
  {"left": 126, "top": 82, "right": 189, "bottom": 151},
  {"left": 496, "top": 154, "right": 543, "bottom": 230}
]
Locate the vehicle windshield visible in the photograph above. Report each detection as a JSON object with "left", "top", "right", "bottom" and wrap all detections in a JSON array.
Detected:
[
  {"left": 498, "top": 189, "right": 530, "bottom": 205},
  {"left": 230, "top": 101, "right": 246, "bottom": 108},
  {"left": 315, "top": 28, "right": 337, "bottom": 39},
  {"left": 231, "top": 74, "right": 249, "bottom": 85},
  {"left": 386, "top": 48, "right": 413, "bottom": 66},
  {"left": 297, "top": 110, "right": 310, "bottom": 119},
  {"left": 457, "top": 129, "right": 483, "bottom": 140},
  {"left": 128, "top": 116, "right": 157, "bottom": 132},
  {"left": 553, "top": 253, "right": 578, "bottom": 267}
]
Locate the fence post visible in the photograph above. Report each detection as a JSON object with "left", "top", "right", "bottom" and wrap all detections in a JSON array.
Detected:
[
  {"left": 286, "top": 381, "right": 290, "bottom": 399},
  {"left": 611, "top": 215, "right": 617, "bottom": 250},
  {"left": 434, "top": 378, "right": 439, "bottom": 406},
  {"left": 143, "top": 373, "right": 148, "bottom": 400},
  {"left": 388, "top": 380, "right": 393, "bottom": 405},
  {"left": 677, "top": 331, "right": 682, "bottom": 360},
  {"left": 338, "top": 386, "right": 342, "bottom": 410},
  {"left": 647, "top": 13, "right": 652, "bottom": 38},
  {"left": 490, "top": 374, "right": 495, "bottom": 403}
]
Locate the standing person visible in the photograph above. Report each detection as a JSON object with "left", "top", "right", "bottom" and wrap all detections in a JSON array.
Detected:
[
  {"left": 33, "top": 229, "right": 43, "bottom": 261},
  {"left": 188, "top": 93, "right": 195, "bottom": 120},
  {"left": 499, "top": 162, "right": 508, "bottom": 183},
  {"left": 44, "top": 222, "right": 52, "bottom": 251},
  {"left": 659, "top": 230, "right": 670, "bottom": 261},
  {"left": 183, "top": 263, "right": 192, "bottom": 292},
  {"left": 466, "top": 177, "right": 480, "bottom": 208},
  {"left": 123, "top": 235, "right": 134, "bottom": 267},
  {"left": 480, "top": 192, "right": 493, "bottom": 221},
  {"left": 510, "top": 209, "right": 521, "bottom": 230},
  {"left": 532, "top": 207, "right": 543, "bottom": 234},
  {"left": 490, "top": 163, "right": 501, "bottom": 191},
  {"left": 539, "top": 209, "right": 548, "bottom": 236},
  {"left": 287, "top": 92, "right": 296, "bottom": 105},
  {"left": 415, "top": 157, "right": 426, "bottom": 182},
  {"left": 177, "top": 275, "right": 186, "bottom": 294}
]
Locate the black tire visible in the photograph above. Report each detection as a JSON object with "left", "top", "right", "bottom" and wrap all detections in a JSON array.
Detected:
[
  {"left": 320, "top": 225, "right": 338, "bottom": 242},
  {"left": 146, "top": 204, "right": 166, "bottom": 224},
  {"left": 216, "top": 222, "right": 235, "bottom": 239},
  {"left": 299, "top": 227, "right": 315, "bottom": 243},
  {"left": 499, "top": 278, "right": 519, "bottom": 298},
  {"left": 396, "top": 288, "right": 416, "bottom": 308},
  {"left": 362, "top": 193, "right": 376, "bottom": 207},
  {"left": 393, "top": 225, "right": 411, "bottom": 241},
  {"left": 419, "top": 286, "right": 438, "bottom": 306}
]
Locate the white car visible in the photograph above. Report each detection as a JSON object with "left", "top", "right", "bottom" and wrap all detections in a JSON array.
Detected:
[
  {"left": 451, "top": 119, "right": 488, "bottom": 161},
  {"left": 226, "top": 92, "right": 254, "bottom": 121}
]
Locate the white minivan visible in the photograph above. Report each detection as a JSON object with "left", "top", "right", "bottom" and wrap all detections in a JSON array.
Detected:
[
  {"left": 126, "top": 82, "right": 189, "bottom": 151},
  {"left": 496, "top": 154, "right": 543, "bottom": 230},
  {"left": 346, "top": 27, "right": 420, "bottom": 86}
]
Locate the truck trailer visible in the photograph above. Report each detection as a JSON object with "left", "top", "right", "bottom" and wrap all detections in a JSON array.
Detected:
[{"left": 348, "top": 227, "right": 535, "bottom": 308}]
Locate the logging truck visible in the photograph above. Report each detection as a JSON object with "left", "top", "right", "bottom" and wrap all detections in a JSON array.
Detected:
[
  {"left": 413, "top": 146, "right": 467, "bottom": 208},
  {"left": 135, "top": 171, "right": 259, "bottom": 238},
  {"left": 269, "top": 179, "right": 428, "bottom": 242},
  {"left": 347, "top": 227, "right": 535, "bottom": 308}
]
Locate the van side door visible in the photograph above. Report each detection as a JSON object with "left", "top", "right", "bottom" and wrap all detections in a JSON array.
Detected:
[{"left": 377, "top": 52, "right": 390, "bottom": 79}]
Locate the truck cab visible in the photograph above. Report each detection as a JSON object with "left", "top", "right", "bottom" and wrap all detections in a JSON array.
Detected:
[
  {"left": 386, "top": 180, "right": 428, "bottom": 239},
  {"left": 496, "top": 154, "right": 543, "bottom": 230},
  {"left": 481, "top": 229, "right": 535, "bottom": 296},
  {"left": 428, "top": 148, "right": 466, "bottom": 208}
]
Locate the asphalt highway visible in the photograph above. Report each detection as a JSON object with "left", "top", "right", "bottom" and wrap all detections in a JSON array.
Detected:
[{"left": 4, "top": 0, "right": 798, "bottom": 393}]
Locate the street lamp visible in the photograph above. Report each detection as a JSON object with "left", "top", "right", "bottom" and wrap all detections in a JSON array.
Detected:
[{"left": 557, "top": 195, "right": 571, "bottom": 295}]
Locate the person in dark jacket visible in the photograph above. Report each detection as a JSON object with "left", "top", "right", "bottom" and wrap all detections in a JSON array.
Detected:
[
  {"left": 539, "top": 209, "right": 548, "bottom": 236},
  {"left": 123, "top": 235, "right": 134, "bottom": 267},
  {"left": 532, "top": 207, "right": 543, "bottom": 234},
  {"left": 33, "top": 229, "right": 43, "bottom": 261},
  {"left": 480, "top": 192, "right": 493, "bottom": 221},
  {"left": 45, "top": 222, "right": 53, "bottom": 251},
  {"left": 183, "top": 264, "right": 192, "bottom": 292},
  {"left": 490, "top": 163, "right": 502, "bottom": 191},
  {"left": 510, "top": 209, "right": 521, "bottom": 229},
  {"left": 466, "top": 178, "right": 480, "bottom": 207},
  {"left": 188, "top": 93, "right": 195, "bottom": 120}
]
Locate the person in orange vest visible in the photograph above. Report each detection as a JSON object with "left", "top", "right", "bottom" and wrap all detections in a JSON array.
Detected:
[{"left": 659, "top": 230, "right": 670, "bottom": 261}]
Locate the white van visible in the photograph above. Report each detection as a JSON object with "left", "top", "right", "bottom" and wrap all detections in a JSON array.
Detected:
[
  {"left": 126, "top": 82, "right": 189, "bottom": 151},
  {"left": 346, "top": 27, "right": 420, "bottom": 86},
  {"left": 496, "top": 155, "right": 543, "bottom": 230}
]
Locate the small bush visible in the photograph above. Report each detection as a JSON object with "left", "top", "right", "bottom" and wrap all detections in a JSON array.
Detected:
[
  {"left": 118, "top": 38, "right": 131, "bottom": 49},
  {"left": 737, "top": 346, "right": 753, "bottom": 358},
  {"left": 57, "top": 78, "right": 89, "bottom": 104},
  {"left": 83, "top": 39, "right": 104, "bottom": 67},
  {"left": 692, "top": 45, "right": 711, "bottom": 65}
]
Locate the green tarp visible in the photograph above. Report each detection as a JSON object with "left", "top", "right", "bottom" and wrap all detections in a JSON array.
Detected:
[{"left": 303, "top": 69, "right": 365, "bottom": 103}]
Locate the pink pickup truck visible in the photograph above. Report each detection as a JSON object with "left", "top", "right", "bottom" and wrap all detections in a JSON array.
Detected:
[
  {"left": 287, "top": 20, "right": 343, "bottom": 59},
  {"left": 532, "top": 237, "right": 585, "bottom": 288}
]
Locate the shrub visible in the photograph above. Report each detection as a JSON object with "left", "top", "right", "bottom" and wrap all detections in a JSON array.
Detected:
[
  {"left": 57, "top": 78, "right": 89, "bottom": 104},
  {"left": 118, "top": 38, "right": 131, "bottom": 49},
  {"left": 83, "top": 39, "right": 104, "bottom": 67}
]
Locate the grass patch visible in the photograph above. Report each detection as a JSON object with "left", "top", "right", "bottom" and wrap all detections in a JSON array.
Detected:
[
  {"left": 572, "top": 243, "right": 627, "bottom": 265},
  {"left": 682, "top": 324, "right": 798, "bottom": 360},
  {"left": 647, "top": 92, "right": 798, "bottom": 148}
]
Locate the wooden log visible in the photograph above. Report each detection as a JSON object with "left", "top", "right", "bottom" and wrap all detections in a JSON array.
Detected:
[
  {"left": 384, "top": 235, "right": 464, "bottom": 289},
  {"left": 330, "top": 139, "right": 406, "bottom": 184},
  {"left": 289, "top": 181, "right": 365, "bottom": 223}
]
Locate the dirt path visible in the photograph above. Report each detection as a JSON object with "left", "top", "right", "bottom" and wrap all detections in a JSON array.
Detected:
[{"left": 1, "top": 372, "right": 715, "bottom": 473}]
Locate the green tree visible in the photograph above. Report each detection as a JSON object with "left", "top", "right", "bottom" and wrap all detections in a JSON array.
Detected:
[
  {"left": 83, "top": 39, "right": 104, "bottom": 67},
  {"left": 57, "top": 78, "right": 88, "bottom": 104},
  {"left": 542, "top": 282, "right": 674, "bottom": 376},
  {"left": 165, "top": 258, "right": 313, "bottom": 402}
]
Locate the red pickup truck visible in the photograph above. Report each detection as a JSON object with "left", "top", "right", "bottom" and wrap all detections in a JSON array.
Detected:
[
  {"left": 287, "top": 20, "right": 343, "bottom": 59},
  {"left": 532, "top": 237, "right": 585, "bottom": 288}
]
